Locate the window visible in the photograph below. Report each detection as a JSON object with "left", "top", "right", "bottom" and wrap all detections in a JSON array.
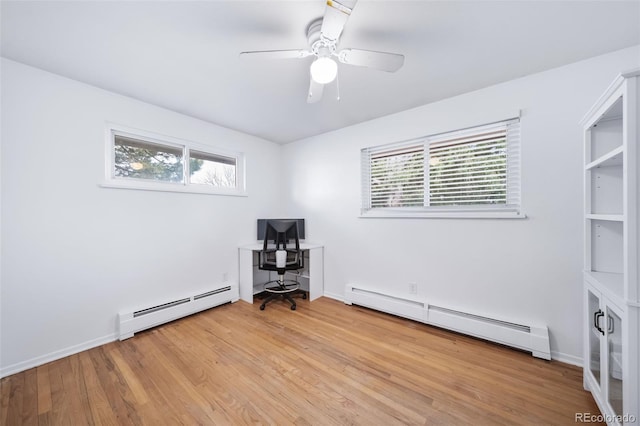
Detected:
[
  {"left": 369, "top": 145, "right": 425, "bottom": 208},
  {"left": 104, "top": 125, "right": 245, "bottom": 196},
  {"left": 114, "top": 136, "right": 184, "bottom": 183},
  {"left": 189, "top": 150, "right": 237, "bottom": 188},
  {"left": 361, "top": 119, "right": 522, "bottom": 218}
]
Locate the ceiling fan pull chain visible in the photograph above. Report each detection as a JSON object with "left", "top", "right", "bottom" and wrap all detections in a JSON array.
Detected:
[{"left": 336, "top": 72, "right": 341, "bottom": 101}]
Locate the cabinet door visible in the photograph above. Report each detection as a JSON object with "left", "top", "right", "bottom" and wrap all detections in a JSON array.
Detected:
[
  {"left": 587, "top": 288, "right": 604, "bottom": 388},
  {"left": 605, "top": 303, "right": 623, "bottom": 417}
]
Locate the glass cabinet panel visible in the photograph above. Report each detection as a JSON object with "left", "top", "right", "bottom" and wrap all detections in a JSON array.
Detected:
[
  {"left": 588, "top": 290, "right": 602, "bottom": 386},
  {"left": 607, "top": 307, "right": 623, "bottom": 417}
]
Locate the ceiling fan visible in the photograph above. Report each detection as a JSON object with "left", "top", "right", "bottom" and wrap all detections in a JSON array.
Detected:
[{"left": 239, "top": 0, "right": 404, "bottom": 103}]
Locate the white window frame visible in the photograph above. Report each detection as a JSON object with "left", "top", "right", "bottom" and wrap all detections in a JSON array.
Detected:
[
  {"left": 101, "top": 123, "right": 246, "bottom": 197},
  {"left": 361, "top": 118, "right": 524, "bottom": 219}
]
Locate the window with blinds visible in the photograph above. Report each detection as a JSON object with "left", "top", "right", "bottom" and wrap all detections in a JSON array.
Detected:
[
  {"left": 361, "top": 119, "right": 521, "bottom": 217},
  {"left": 370, "top": 145, "right": 425, "bottom": 208}
]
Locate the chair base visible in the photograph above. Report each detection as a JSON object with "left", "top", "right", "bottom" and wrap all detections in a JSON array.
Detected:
[{"left": 259, "top": 279, "right": 307, "bottom": 310}]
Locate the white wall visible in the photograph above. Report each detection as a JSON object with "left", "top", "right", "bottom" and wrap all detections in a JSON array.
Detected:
[
  {"left": 3, "top": 46, "right": 639, "bottom": 375},
  {"left": 0, "top": 59, "right": 283, "bottom": 376},
  {"left": 282, "top": 46, "right": 640, "bottom": 363}
]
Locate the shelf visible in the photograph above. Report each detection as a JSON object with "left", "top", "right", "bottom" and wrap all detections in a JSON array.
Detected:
[
  {"left": 584, "top": 271, "right": 624, "bottom": 300},
  {"left": 589, "top": 163, "right": 623, "bottom": 214},
  {"left": 590, "top": 220, "right": 623, "bottom": 274},
  {"left": 586, "top": 214, "right": 624, "bottom": 222},
  {"left": 586, "top": 146, "right": 624, "bottom": 170},
  {"left": 588, "top": 105, "right": 623, "bottom": 160},
  {"left": 285, "top": 271, "right": 310, "bottom": 280},
  {"left": 598, "top": 98, "right": 623, "bottom": 123},
  {"left": 582, "top": 70, "right": 639, "bottom": 424}
]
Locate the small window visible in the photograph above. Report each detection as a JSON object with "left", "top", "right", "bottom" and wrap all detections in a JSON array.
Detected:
[
  {"left": 189, "top": 150, "right": 237, "bottom": 188},
  {"left": 104, "top": 125, "right": 246, "bottom": 196},
  {"left": 114, "top": 136, "right": 184, "bottom": 183},
  {"left": 361, "top": 119, "right": 522, "bottom": 218}
]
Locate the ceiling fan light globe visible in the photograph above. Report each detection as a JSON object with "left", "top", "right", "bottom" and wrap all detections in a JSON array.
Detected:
[{"left": 310, "top": 57, "right": 337, "bottom": 84}]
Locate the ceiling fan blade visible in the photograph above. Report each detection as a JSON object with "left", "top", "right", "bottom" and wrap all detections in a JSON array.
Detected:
[
  {"left": 320, "top": 0, "right": 358, "bottom": 42},
  {"left": 307, "top": 77, "right": 324, "bottom": 104},
  {"left": 239, "top": 49, "right": 313, "bottom": 60},
  {"left": 337, "top": 48, "right": 404, "bottom": 72}
]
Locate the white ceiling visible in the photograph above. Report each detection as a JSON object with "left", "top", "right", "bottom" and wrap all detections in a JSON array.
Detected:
[{"left": 2, "top": 1, "right": 639, "bottom": 143}]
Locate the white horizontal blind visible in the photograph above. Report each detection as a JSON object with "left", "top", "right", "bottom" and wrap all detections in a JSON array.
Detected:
[
  {"left": 505, "top": 120, "right": 521, "bottom": 208},
  {"left": 428, "top": 119, "right": 520, "bottom": 208},
  {"left": 361, "top": 118, "right": 521, "bottom": 214},
  {"left": 362, "top": 141, "right": 425, "bottom": 209}
]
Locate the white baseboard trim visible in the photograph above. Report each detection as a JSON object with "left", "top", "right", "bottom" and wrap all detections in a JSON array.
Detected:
[
  {"left": 326, "top": 291, "right": 581, "bottom": 367},
  {"left": 2, "top": 292, "right": 583, "bottom": 379},
  {"left": 550, "top": 350, "right": 582, "bottom": 367},
  {"left": 322, "top": 291, "right": 345, "bottom": 303},
  {"left": 344, "top": 283, "right": 551, "bottom": 360},
  {"left": 0, "top": 333, "right": 118, "bottom": 379},
  {"left": 2, "top": 284, "right": 238, "bottom": 379},
  {"left": 118, "top": 284, "right": 237, "bottom": 340}
]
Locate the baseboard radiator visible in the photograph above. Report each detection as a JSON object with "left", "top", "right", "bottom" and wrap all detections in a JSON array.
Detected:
[
  {"left": 118, "top": 284, "right": 238, "bottom": 340},
  {"left": 344, "top": 284, "right": 550, "bottom": 360}
]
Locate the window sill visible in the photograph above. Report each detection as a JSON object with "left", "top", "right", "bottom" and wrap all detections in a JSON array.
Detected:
[
  {"left": 99, "top": 180, "right": 248, "bottom": 197},
  {"left": 359, "top": 209, "right": 526, "bottom": 219}
]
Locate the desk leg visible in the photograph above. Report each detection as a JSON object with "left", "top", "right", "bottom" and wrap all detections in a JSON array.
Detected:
[
  {"left": 308, "top": 247, "right": 324, "bottom": 301},
  {"left": 238, "top": 248, "right": 254, "bottom": 303}
]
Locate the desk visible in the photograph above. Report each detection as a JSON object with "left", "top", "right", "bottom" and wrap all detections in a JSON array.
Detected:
[{"left": 238, "top": 242, "right": 324, "bottom": 303}]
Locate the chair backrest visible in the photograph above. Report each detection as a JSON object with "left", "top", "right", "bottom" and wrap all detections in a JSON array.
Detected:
[
  {"left": 263, "top": 219, "right": 300, "bottom": 252},
  {"left": 260, "top": 220, "right": 302, "bottom": 272}
]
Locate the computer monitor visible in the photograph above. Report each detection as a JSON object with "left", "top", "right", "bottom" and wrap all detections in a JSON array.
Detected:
[{"left": 257, "top": 218, "right": 305, "bottom": 241}]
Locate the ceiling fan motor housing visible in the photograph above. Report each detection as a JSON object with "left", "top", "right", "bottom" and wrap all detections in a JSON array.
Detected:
[
  {"left": 307, "top": 18, "right": 323, "bottom": 46},
  {"left": 307, "top": 18, "right": 336, "bottom": 57}
]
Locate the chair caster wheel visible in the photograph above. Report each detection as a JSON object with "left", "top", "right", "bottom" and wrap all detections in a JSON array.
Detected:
[
  {"left": 302, "top": 293, "right": 307, "bottom": 299},
  {"left": 291, "top": 305, "right": 296, "bottom": 310},
  {"left": 260, "top": 304, "right": 265, "bottom": 310}
]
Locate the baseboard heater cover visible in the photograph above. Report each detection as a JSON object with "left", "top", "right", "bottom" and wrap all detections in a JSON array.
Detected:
[
  {"left": 344, "top": 284, "right": 550, "bottom": 360},
  {"left": 118, "top": 284, "right": 238, "bottom": 340}
]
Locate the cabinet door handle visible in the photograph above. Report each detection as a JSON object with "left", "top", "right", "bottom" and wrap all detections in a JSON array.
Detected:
[
  {"left": 594, "top": 310, "right": 605, "bottom": 335},
  {"left": 607, "top": 314, "right": 614, "bottom": 334}
]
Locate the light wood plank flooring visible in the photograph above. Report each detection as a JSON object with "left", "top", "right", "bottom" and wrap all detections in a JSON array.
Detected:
[{"left": 1, "top": 297, "right": 601, "bottom": 425}]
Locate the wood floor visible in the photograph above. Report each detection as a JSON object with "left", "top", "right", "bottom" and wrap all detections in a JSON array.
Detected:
[{"left": 1, "top": 297, "right": 601, "bottom": 425}]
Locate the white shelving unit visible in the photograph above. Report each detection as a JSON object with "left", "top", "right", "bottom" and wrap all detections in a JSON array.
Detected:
[{"left": 582, "top": 69, "right": 639, "bottom": 425}]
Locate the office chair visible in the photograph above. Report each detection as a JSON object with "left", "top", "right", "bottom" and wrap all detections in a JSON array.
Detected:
[{"left": 258, "top": 220, "right": 306, "bottom": 310}]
